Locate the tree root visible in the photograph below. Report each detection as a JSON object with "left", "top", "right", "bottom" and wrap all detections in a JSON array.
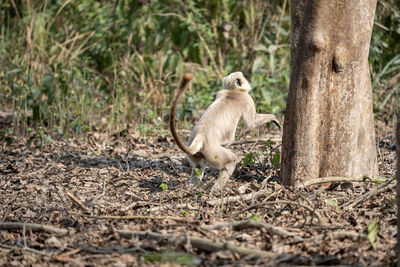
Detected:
[{"left": 296, "top": 176, "right": 383, "bottom": 188}]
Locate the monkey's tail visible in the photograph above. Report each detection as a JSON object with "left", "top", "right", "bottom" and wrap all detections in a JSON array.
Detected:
[{"left": 169, "top": 74, "right": 196, "bottom": 156}]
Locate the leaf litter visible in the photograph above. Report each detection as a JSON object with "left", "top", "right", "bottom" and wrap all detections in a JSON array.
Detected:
[{"left": 0, "top": 127, "right": 396, "bottom": 266}]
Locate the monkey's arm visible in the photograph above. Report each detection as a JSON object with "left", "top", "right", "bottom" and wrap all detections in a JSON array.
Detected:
[{"left": 242, "top": 99, "right": 281, "bottom": 129}]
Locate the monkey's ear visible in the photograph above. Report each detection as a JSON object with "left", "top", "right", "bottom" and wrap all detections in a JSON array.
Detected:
[{"left": 235, "top": 78, "right": 242, "bottom": 87}]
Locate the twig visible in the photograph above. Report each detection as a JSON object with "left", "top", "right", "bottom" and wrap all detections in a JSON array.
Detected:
[
  {"left": 207, "top": 189, "right": 273, "bottom": 206},
  {"left": 76, "top": 244, "right": 145, "bottom": 254},
  {"left": 0, "top": 243, "right": 49, "bottom": 256},
  {"left": 117, "top": 230, "right": 274, "bottom": 258},
  {"left": 231, "top": 138, "right": 281, "bottom": 146},
  {"left": 70, "top": 212, "right": 187, "bottom": 222},
  {"left": 0, "top": 222, "right": 68, "bottom": 236},
  {"left": 311, "top": 230, "right": 367, "bottom": 241},
  {"left": 344, "top": 180, "right": 396, "bottom": 210},
  {"left": 66, "top": 192, "right": 91, "bottom": 213},
  {"left": 23, "top": 222, "right": 27, "bottom": 248},
  {"left": 204, "top": 219, "right": 302, "bottom": 241},
  {"left": 88, "top": 178, "right": 106, "bottom": 205},
  {"left": 233, "top": 200, "right": 324, "bottom": 226},
  {"left": 55, "top": 187, "right": 72, "bottom": 215},
  {"left": 149, "top": 203, "right": 197, "bottom": 212},
  {"left": 274, "top": 0, "right": 287, "bottom": 46},
  {"left": 297, "top": 176, "right": 383, "bottom": 188},
  {"left": 120, "top": 201, "right": 149, "bottom": 212},
  {"left": 122, "top": 156, "right": 130, "bottom": 172}
]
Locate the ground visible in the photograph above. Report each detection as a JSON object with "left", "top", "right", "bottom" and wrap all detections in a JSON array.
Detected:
[{"left": 0, "top": 125, "right": 397, "bottom": 266}]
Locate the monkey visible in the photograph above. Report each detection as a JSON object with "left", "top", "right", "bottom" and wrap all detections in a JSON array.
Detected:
[{"left": 169, "top": 72, "right": 280, "bottom": 193}]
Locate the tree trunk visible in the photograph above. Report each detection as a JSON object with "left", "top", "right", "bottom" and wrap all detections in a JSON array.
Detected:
[
  {"left": 281, "top": 0, "right": 378, "bottom": 186},
  {"left": 396, "top": 119, "right": 400, "bottom": 263}
]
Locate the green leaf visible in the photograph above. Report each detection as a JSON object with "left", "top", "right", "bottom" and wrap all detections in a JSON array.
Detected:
[
  {"left": 272, "top": 152, "right": 280, "bottom": 168},
  {"left": 194, "top": 168, "right": 203, "bottom": 178},
  {"left": 6, "top": 68, "right": 22, "bottom": 76},
  {"left": 5, "top": 136, "right": 14, "bottom": 146},
  {"left": 143, "top": 250, "right": 201, "bottom": 266},
  {"left": 249, "top": 214, "right": 260, "bottom": 222},
  {"left": 367, "top": 218, "right": 379, "bottom": 250},
  {"left": 159, "top": 183, "right": 168, "bottom": 191},
  {"left": 254, "top": 44, "right": 268, "bottom": 52},
  {"left": 326, "top": 199, "right": 339, "bottom": 212},
  {"left": 252, "top": 57, "right": 265, "bottom": 73},
  {"left": 266, "top": 138, "right": 271, "bottom": 148},
  {"left": 243, "top": 152, "right": 256, "bottom": 167}
]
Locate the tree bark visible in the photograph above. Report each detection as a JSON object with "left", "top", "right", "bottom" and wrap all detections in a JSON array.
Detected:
[
  {"left": 281, "top": 0, "right": 378, "bottom": 186},
  {"left": 396, "top": 119, "right": 400, "bottom": 264}
]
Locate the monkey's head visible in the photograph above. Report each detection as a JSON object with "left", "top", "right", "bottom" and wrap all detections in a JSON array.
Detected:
[{"left": 222, "top": 72, "right": 252, "bottom": 92}]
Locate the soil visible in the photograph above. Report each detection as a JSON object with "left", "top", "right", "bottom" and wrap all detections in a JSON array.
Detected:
[{"left": 0, "top": 126, "right": 397, "bottom": 266}]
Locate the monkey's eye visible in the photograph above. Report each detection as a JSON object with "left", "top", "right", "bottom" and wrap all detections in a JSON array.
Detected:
[{"left": 236, "top": 79, "right": 241, "bottom": 87}]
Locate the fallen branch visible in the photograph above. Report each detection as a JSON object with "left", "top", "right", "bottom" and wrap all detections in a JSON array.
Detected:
[
  {"left": 70, "top": 212, "right": 187, "bottom": 222},
  {"left": 117, "top": 230, "right": 274, "bottom": 258},
  {"left": 234, "top": 200, "right": 324, "bottom": 226},
  {"left": 149, "top": 203, "right": 197, "bottom": 212},
  {"left": 0, "top": 243, "right": 49, "bottom": 256},
  {"left": 66, "top": 192, "right": 91, "bottom": 213},
  {"left": 311, "top": 230, "right": 367, "bottom": 241},
  {"left": 120, "top": 201, "right": 149, "bottom": 212},
  {"left": 296, "top": 176, "right": 383, "bottom": 188},
  {"left": 0, "top": 222, "right": 68, "bottom": 236},
  {"left": 207, "top": 189, "right": 272, "bottom": 206},
  {"left": 344, "top": 180, "right": 396, "bottom": 210},
  {"left": 204, "top": 219, "right": 302, "bottom": 241},
  {"left": 231, "top": 138, "right": 282, "bottom": 145}
]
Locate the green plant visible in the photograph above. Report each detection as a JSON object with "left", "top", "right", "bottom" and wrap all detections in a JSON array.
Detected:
[
  {"left": 249, "top": 214, "right": 260, "bottom": 222},
  {"left": 26, "top": 126, "right": 52, "bottom": 148},
  {"left": 159, "top": 183, "right": 168, "bottom": 191},
  {"left": 143, "top": 250, "right": 201, "bottom": 266},
  {"left": 326, "top": 199, "right": 339, "bottom": 213},
  {"left": 367, "top": 218, "right": 379, "bottom": 250},
  {"left": 271, "top": 152, "right": 280, "bottom": 168},
  {"left": 243, "top": 151, "right": 258, "bottom": 167},
  {"left": 0, "top": 129, "right": 14, "bottom": 146}
]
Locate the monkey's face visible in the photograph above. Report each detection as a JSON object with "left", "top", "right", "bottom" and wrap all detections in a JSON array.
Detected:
[{"left": 222, "top": 72, "right": 252, "bottom": 91}]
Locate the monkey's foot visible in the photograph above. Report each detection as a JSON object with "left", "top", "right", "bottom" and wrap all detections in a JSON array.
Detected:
[
  {"left": 190, "top": 167, "right": 204, "bottom": 186},
  {"left": 210, "top": 180, "right": 228, "bottom": 195},
  {"left": 190, "top": 176, "right": 201, "bottom": 186}
]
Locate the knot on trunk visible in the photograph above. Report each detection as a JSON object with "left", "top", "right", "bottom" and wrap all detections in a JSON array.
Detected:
[
  {"left": 310, "top": 32, "right": 327, "bottom": 52},
  {"left": 333, "top": 45, "right": 347, "bottom": 73}
]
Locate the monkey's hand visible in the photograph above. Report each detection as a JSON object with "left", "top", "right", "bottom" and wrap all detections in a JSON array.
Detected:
[{"left": 271, "top": 119, "right": 281, "bottom": 129}]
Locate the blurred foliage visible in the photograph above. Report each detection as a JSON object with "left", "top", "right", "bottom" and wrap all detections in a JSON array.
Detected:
[
  {"left": 370, "top": 0, "right": 400, "bottom": 123},
  {"left": 0, "top": 0, "right": 398, "bottom": 137}
]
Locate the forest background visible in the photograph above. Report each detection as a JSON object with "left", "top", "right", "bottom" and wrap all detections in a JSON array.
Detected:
[{"left": 0, "top": 0, "right": 399, "bottom": 140}]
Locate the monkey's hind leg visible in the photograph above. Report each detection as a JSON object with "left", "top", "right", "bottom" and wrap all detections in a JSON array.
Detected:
[
  {"left": 208, "top": 147, "right": 237, "bottom": 193},
  {"left": 189, "top": 159, "right": 206, "bottom": 186}
]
